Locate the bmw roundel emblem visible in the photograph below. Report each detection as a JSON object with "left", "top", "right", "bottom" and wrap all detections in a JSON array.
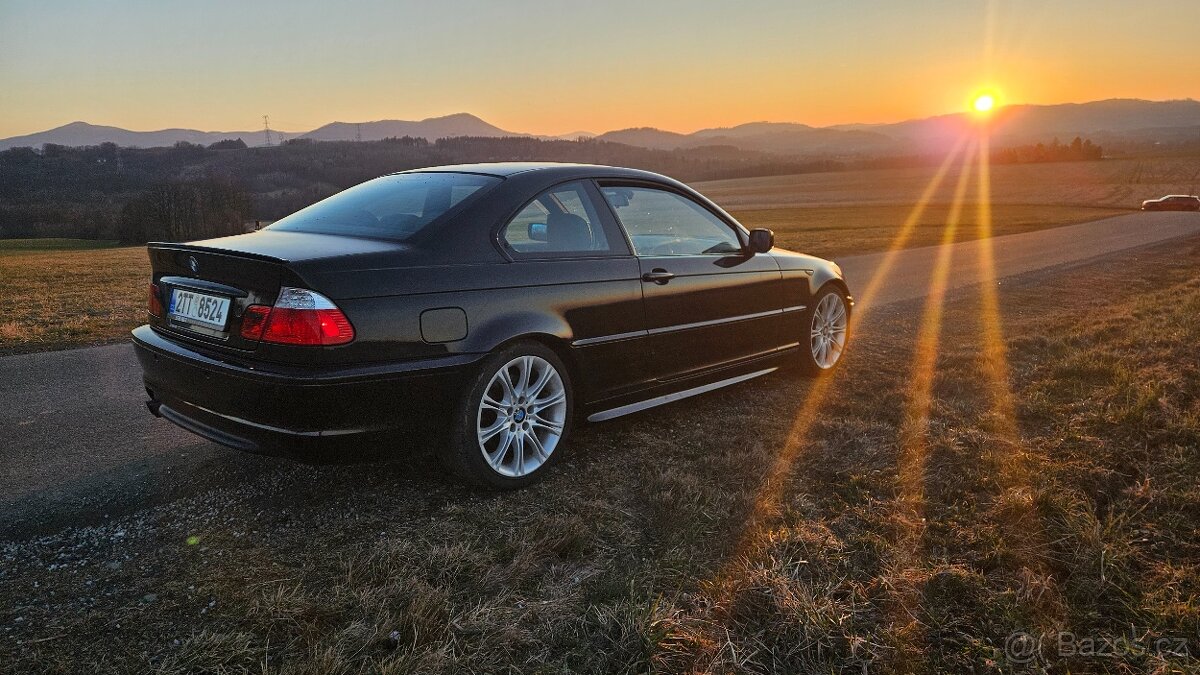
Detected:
[{"left": 187, "top": 255, "right": 199, "bottom": 274}]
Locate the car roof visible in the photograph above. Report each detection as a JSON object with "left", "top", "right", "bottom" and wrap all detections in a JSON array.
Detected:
[{"left": 392, "top": 162, "right": 668, "bottom": 181}]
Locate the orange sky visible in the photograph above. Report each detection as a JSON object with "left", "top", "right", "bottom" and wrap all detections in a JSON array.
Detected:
[{"left": 1, "top": 0, "right": 1197, "bottom": 138}]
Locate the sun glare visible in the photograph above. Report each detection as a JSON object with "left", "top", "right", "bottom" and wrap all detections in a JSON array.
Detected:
[{"left": 972, "top": 93, "right": 996, "bottom": 114}]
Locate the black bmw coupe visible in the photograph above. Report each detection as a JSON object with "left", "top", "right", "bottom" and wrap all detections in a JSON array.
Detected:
[{"left": 133, "top": 163, "right": 852, "bottom": 487}]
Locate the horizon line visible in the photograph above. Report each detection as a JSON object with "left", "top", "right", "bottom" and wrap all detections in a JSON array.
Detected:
[{"left": 4, "top": 96, "right": 1198, "bottom": 142}]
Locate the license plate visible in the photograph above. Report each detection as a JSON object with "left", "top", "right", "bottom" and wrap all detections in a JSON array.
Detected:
[{"left": 169, "top": 288, "right": 231, "bottom": 330}]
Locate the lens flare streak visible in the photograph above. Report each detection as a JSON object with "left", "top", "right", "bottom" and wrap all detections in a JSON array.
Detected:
[
  {"left": 972, "top": 135, "right": 1064, "bottom": 623},
  {"left": 693, "top": 137, "right": 972, "bottom": 598},
  {"left": 720, "top": 138, "right": 973, "bottom": 566},
  {"left": 665, "top": 135, "right": 985, "bottom": 666},
  {"left": 880, "top": 145, "right": 977, "bottom": 658}
]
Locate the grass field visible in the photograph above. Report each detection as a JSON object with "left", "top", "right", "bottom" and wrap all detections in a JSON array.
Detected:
[
  {"left": 0, "top": 238, "right": 122, "bottom": 254},
  {"left": 694, "top": 156, "right": 1200, "bottom": 210},
  {"left": 0, "top": 243, "right": 148, "bottom": 354},
  {"left": 4, "top": 235, "right": 1197, "bottom": 673},
  {"left": 703, "top": 155, "right": 1200, "bottom": 258},
  {"left": 733, "top": 203, "right": 1126, "bottom": 259}
]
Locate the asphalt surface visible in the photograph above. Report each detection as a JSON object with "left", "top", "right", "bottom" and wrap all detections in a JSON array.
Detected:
[
  {"left": 3, "top": 210, "right": 1198, "bottom": 538},
  {"left": 834, "top": 210, "right": 1200, "bottom": 307}
]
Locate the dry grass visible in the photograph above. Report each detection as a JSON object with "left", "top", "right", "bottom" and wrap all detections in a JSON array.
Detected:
[
  {"left": 733, "top": 203, "right": 1126, "bottom": 260},
  {"left": 3, "top": 236, "right": 1198, "bottom": 673},
  {"left": 694, "top": 156, "right": 1200, "bottom": 210},
  {"left": 0, "top": 238, "right": 122, "bottom": 254},
  {"left": 0, "top": 244, "right": 149, "bottom": 354}
]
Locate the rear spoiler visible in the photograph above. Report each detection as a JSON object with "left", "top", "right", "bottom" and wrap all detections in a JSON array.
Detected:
[{"left": 146, "top": 242, "right": 290, "bottom": 265}]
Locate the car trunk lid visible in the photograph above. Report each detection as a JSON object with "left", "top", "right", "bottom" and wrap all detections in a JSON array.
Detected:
[
  {"left": 148, "top": 243, "right": 290, "bottom": 352},
  {"left": 146, "top": 231, "right": 417, "bottom": 353}
]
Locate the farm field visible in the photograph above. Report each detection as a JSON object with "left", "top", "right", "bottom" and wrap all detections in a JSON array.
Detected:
[
  {"left": 0, "top": 243, "right": 148, "bottom": 354},
  {"left": 733, "top": 203, "right": 1125, "bottom": 259},
  {"left": 694, "top": 155, "right": 1200, "bottom": 210},
  {"left": 4, "top": 234, "right": 1198, "bottom": 673},
  {"left": 0, "top": 238, "right": 122, "bottom": 255},
  {"left": 705, "top": 155, "right": 1200, "bottom": 257}
]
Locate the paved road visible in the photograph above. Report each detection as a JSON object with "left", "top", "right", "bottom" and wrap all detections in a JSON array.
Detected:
[
  {"left": 833, "top": 211, "right": 1200, "bottom": 306},
  {"left": 3, "top": 211, "right": 1198, "bottom": 537}
]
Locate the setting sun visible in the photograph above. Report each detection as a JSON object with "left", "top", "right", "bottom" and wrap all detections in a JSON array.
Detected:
[{"left": 973, "top": 94, "right": 996, "bottom": 113}]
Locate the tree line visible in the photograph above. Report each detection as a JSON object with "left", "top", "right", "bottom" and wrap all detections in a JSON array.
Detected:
[
  {"left": 991, "top": 136, "right": 1103, "bottom": 164},
  {"left": 0, "top": 136, "right": 847, "bottom": 242},
  {"left": 117, "top": 176, "right": 250, "bottom": 243},
  {"left": 0, "top": 134, "right": 1107, "bottom": 243}
]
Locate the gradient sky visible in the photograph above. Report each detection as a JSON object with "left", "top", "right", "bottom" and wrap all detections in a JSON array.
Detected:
[{"left": 1, "top": 0, "right": 1197, "bottom": 138}]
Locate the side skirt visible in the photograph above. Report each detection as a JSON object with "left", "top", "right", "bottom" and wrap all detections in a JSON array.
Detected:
[{"left": 586, "top": 367, "right": 778, "bottom": 423}]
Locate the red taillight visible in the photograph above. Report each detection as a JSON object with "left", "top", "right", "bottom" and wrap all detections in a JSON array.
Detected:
[
  {"left": 239, "top": 288, "right": 354, "bottom": 346},
  {"left": 239, "top": 304, "right": 272, "bottom": 340},
  {"left": 260, "top": 307, "right": 354, "bottom": 345},
  {"left": 148, "top": 283, "right": 164, "bottom": 318}
]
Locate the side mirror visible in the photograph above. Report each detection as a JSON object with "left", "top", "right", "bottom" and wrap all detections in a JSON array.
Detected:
[
  {"left": 528, "top": 222, "right": 548, "bottom": 242},
  {"left": 747, "top": 228, "right": 774, "bottom": 254}
]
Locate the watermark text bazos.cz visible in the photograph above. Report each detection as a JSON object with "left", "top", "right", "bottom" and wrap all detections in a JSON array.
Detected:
[{"left": 1005, "top": 629, "right": 1190, "bottom": 663}]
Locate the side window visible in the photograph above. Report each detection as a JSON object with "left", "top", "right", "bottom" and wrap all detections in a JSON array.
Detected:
[
  {"left": 600, "top": 186, "right": 742, "bottom": 256},
  {"left": 502, "top": 182, "right": 614, "bottom": 256}
]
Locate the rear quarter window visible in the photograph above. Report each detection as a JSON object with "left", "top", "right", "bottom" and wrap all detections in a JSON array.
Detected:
[
  {"left": 267, "top": 172, "right": 500, "bottom": 241},
  {"left": 501, "top": 182, "right": 621, "bottom": 257}
]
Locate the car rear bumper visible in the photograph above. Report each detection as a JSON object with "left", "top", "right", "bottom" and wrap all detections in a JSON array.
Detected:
[{"left": 132, "top": 325, "right": 479, "bottom": 461}]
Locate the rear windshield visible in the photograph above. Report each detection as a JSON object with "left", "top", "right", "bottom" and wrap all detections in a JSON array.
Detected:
[{"left": 266, "top": 172, "right": 500, "bottom": 240}]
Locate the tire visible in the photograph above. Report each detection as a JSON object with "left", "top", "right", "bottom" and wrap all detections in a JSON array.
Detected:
[
  {"left": 442, "top": 341, "right": 574, "bottom": 488},
  {"left": 798, "top": 285, "right": 850, "bottom": 376}
]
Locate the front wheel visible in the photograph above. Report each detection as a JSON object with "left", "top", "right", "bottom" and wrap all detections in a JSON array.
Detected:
[
  {"left": 798, "top": 286, "right": 850, "bottom": 375},
  {"left": 442, "top": 342, "right": 573, "bottom": 488}
]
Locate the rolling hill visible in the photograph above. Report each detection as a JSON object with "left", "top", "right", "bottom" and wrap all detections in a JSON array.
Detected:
[
  {"left": 0, "top": 114, "right": 524, "bottom": 151},
  {"left": 300, "top": 113, "right": 519, "bottom": 142},
  {"left": 596, "top": 99, "right": 1200, "bottom": 155},
  {"left": 0, "top": 121, "right": 267, "bottom": 152},
  {"left": 3, "top": 98, "right": 1197, "bottom": 156},
  {"left": 833, "top": 98, "right": 1200, "bottom": 148},
  {"left": 591, "top": 123, "right": 898, "bottom": 155}
]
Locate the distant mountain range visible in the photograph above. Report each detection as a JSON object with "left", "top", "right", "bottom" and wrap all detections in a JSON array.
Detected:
[
  {"left": 0, "top": 121, "right": 275, "bottom": 151},
  {"left": 3, "top": 99, "right": 1198, "bottom": 156},
  {"left": 594, "top": 100, "right": 1200, "bottom": 154},
  {"left": 0, "top": 114, "right": 522, "bottom": 150},
  {"left": 595, "top": 122, "right": 898, "bottom": 154},
  {"left": 301, "top": 113, "right": 517, "bottom": 142},
  {"left": 831, "top": 99, "right": 1200, "bottom": 148}
]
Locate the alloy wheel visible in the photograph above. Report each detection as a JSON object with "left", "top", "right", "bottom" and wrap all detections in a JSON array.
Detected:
[
  {"left": 810, "top": 292, "right": 848, "bottom": 369},
  {"left": 476, "top": 355, "right": 567, "bottom": 477}
]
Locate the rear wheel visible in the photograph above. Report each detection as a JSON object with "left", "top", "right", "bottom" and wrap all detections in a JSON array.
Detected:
[
  {"left": 798, "top": 286, "right": 850, "bottom": 375},
  {"left": 443, "top": 342, "right": 573, "bottom": 488}
]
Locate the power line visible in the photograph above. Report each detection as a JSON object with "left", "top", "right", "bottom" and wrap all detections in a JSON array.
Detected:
[
  {"left": 262, "top": 115, "right": 273, "bottom": 147},
  {"left": 355, "top": 123, "right": 362, "bottom": 143}
]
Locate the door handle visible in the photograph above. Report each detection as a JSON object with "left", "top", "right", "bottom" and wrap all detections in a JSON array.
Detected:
[{"left": 641, "top": 269, "right": 675, "bottom": 284}]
